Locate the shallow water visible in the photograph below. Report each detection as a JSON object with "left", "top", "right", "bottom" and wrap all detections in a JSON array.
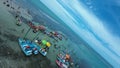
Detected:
[{"left": 0, "top": 0, "right": 115, "bottom": 68}]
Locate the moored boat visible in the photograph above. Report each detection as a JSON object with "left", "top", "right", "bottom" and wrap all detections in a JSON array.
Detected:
[{"left": 18, "top": 38, "right": 39, "bottom": 56}]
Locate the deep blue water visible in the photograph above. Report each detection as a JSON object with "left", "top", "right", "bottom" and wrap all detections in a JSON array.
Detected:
[{"left": 80, "top": 0, "right": 120, "bottom": 37}]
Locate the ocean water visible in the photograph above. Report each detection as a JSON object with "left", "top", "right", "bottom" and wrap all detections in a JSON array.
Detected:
[
  {"left": 9, "top": 0, "right": 120, "bottom": 68},
  {"left": 28, "top": 0, "right": 114, "bottom": 68}
]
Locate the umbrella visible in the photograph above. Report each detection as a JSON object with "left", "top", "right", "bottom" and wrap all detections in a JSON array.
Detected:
[
  {"left": 46, "top": 42, "right": 51, "bottom": 47},
  {"left": 42, "top": 40, "right": 47, "bottom": 45}
]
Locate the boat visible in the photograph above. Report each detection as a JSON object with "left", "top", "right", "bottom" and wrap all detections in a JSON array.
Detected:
[
  {"left": 34, "top": 39, "right": 47, "bottom": 56},
  {"left": 32, "top": 41, "right": 48, "bottom": 56},
  {"left": 18, "top": 38, "right": 32, "bottom": 56},
  {"left": 39, "top": 48, "right": 47, "bottom": 56},
  {"left": 18, "top": 38, "right": 39, "bottom": 56},
  {"left": 56, "top": 59, "right": 68, "bottom": 68},
  {"left": 28, "top": 21, "right": 46, "bottom": 33},
  {"left": 56, "top": 53, "right": 70, "bottom": 68},
  {"left": 56, "top": 57, "right": 69, "bottom": 68}
]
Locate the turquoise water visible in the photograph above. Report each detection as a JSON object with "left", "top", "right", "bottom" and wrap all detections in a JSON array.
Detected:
[
  {"left": 28, "top": 0, "right": 113, "bottom": 68},
  {"left": 13, "top": 0, "right": 115, "bottom": 68}
]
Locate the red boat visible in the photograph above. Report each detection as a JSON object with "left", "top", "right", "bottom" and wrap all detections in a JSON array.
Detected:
[
  {"left": 56, "top": 53, "right": 72, "bottom": 68},
  {"left": 28, "top": 21, "right": 46, "bottom": 33}
]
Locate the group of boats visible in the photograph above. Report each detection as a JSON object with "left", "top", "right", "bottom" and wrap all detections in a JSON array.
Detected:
[
  {"left": 16, "top": 18, "right": 75, "bottom": 68},
  {"left": 15, "top": 10, "right": 74, "bottom": 68},
  {"left": 19, "top": 38, "right": 73, "bottom": 68},
  {"left": 3, "top": 0, "right": 75, "bottom": 67},
  {"left": 18, "top": 38, "right": 47, "bottom": 56}
]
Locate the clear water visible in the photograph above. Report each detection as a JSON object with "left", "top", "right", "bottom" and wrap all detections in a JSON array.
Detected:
[{"left": 6, "top": 0, "right": 120, "bottom": 68}]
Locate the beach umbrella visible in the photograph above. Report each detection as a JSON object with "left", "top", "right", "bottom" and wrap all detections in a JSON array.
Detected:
[
  {"left": 42, "top": 40, "right": 47, "bottom": 45},
  {"left": 46, "top": 42, "right": 51, "bottom": 47}
]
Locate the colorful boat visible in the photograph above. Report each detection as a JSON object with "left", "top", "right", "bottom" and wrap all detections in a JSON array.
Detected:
[
  {"left": 34, "top": 39, "right": 48, "bottom": 56},
  {"left": 39, "top": 48, "right": 47, "bottom": 56},
  {"left": 18, "top": 38, "right": 39, "bottom": 56},
  {"left": 18, "top": 38, "right": 32, "bottom": 56},
  {"left": 56, "top": 53, "right": 70, "bottom": 68},
  {"left": 19, "top": 38, "right": 48, "bottom": 56}
]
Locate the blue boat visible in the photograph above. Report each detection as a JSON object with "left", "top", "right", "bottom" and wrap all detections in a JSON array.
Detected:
[
  {"left": 18, "top": 38, "right": 39, "bottom": 56},
  {"left": 19, "top": 38, "right": 47, "bottom": 56},
  {"left": 18, "top": 38, "right": 32, "bottom": 56},
  {"left": 33, "top": 43, "right": 47, "bottom": 56},
  {"left": 39, "top": 48, "right": 47, "bottom": 56},
  {"left": 34, "top": 39, "right": 47, "bottom": 56}
]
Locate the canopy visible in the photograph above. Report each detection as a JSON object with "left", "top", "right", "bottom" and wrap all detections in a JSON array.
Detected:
[
  {"left": 38, "top": 25, "right": 46, "bottom": 31},
  {"left": 42, "top": 40, "right": 47, "bottom": 45},
  {"left": 65, "top": 54, "right": 70, "bottom": 59},
  {"left": 46, "top": 42, "right": 51, "bottom": 47},
  {"left": 28, "top": 22, "right": 45, "bottom": 31}
]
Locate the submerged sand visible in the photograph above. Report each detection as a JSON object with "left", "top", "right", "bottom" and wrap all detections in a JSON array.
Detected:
[{"left": 0, "top": 0, "right": 60, "bottom": 68}]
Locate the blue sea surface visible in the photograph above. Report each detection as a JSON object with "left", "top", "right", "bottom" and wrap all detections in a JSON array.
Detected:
[
  {"left": 20, "top": 0, "right": 120, "bottom": 68},
  {"left": 80, "top": 0, "right": 120, "bottom": 37}
]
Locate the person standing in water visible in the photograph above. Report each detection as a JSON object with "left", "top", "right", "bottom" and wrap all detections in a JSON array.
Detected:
[{"left": 21, "top": 28, "right": 25, "bottom": 33}]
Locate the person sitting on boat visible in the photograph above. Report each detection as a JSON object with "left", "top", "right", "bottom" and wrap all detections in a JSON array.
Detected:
[
  {"left": 40, "top": 48, "right": 47, "bottom": 55},
  {"left": 44, "top": 46, "right": 49, "bottom": 51},
  {"left": 33, "top": 28, "right": 39, "bottom": 33},
  {"left": 35, "top": 39, "right": 42, "bottom": 45},
  {"left": 33, "top": 48, "right": 37, "bottom": 51},
  {"left": 53, "top": 31, "right": 58, "bottom": 37},
  {"left": 40, "top": 48, "right": 45, "bottom": 52},
  {"left": 26, "top": 45, "right": 30, "bottom": 48},
  {"left": 32, "top": 47, "right": 38, "bottom": 54},
  {"left": 57, "top": 35, "right": 63, "bottom": 40},
  {"left": 24, "top": 45, "right": 31, "bottom": 51},
  {"left": 38, "top": 39, "right": 42, "bottom": 44}
]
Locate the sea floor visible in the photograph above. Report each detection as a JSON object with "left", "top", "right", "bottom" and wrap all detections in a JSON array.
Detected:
[{"left": 0, "top": 0, "right": 62, "bottom": 67}]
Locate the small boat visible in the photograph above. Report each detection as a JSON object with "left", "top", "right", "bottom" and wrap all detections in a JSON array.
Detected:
[
  {"left": 56, "top": 53, "right": 70, "bottom": 68},
  {"left": 32, "top": 42, "right": 47, "bottom": 56},
  {"left": 18, "top": 38, "right": 32, "bottom": 56},
  {"left": 39, "top": 48, "right": 47, "bottom": 56},
  {"left": 28, "top": 21, "right": 46, "bottom": 33},
  {"left": 18, "top": 38, "right": 39, "bottom": 56},
  {"left": 56, "top": 57, "right": 69, "bottom": 68},
  {"left": 34, "top": 39, "right": 48, "bottom": 56}
]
